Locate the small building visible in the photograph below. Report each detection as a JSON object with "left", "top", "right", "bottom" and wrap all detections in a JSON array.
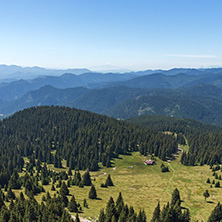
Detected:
[{"left": 144, "top": 160, "right": 155, "bottom": 165}]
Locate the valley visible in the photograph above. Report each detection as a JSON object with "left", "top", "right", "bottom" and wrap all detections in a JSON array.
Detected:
[{"left": 6, "top": 151, "right": 222, "bottom": 221}]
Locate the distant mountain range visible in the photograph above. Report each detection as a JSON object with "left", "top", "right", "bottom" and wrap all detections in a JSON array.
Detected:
[
  {"left": 0, "top": 72, "right": 136, "bottom": 101},
  {"left": 1, "top": 65, "right": 222, "bottom": 126},
  {"left": 0, "top": 64, "right": 90, "bottom": 80}
]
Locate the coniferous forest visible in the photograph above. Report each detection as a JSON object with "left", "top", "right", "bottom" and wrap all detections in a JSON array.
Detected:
[
  {"left": 0, "top": 106, "right": 222, "bottom": 221},
  {"left": 0, "top": 106, "right": 177, "bottom": 180},
  {"left": 129, "top": 115, "right": 222, "bottom": 166}
]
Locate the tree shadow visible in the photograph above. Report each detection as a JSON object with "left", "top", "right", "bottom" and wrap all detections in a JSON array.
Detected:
[
  {"left": 207, "top": 201, "right": 214, "bottom": 204},
  {"left": 181, "top": 206, "right": 188, "bottom": 210}
]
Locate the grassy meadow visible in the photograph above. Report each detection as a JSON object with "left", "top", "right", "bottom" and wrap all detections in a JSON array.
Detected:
[{"left": 8, "top": 151, "right": 222, "bottom": 222}]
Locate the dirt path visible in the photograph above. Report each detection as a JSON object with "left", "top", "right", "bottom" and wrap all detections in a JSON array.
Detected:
[
  {"left": 97, "top": 172, "right": 107, "bottom": 177},
  {"left": 165, "top": 162, "right": 176, "bottom": 193}
]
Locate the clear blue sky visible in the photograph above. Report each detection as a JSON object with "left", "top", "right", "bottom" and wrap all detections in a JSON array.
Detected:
[{"left": 0, "top": 0, "right": 221, "bottom": 71}]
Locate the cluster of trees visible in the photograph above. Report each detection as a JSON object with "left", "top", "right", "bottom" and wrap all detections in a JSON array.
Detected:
[
  {"left": 181, "top": 132, "right": 222, "bottom": 166},
  {"left": 98, "top": 189, "right": 191, "bottom": 222},
  {"left": 0, "top": 106, "right": 178, "bottom": 186},
  {"left": 129, "top": 114, "right": 222, "bottom": 166},
  {"left": 0, "top": 192, "right": 74, "bottom": 222},
  {"left": 101, "top": 174, "right": 114, "bottom": 188},
  {"left": 151, "top": 188, "right": 190, "bottom": 222},
  {"left": 160, "top": 164, "right": 169, "bottom": 173},
  {"left": 208, "top": 202, "right": 222, "bottom": 222},
  {"left": 98, "top": 192, "right": 146, "bottom": 222}
]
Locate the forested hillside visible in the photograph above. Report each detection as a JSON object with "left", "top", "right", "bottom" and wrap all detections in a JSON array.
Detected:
[
  {"left": 0, "top": 106, "right": 177, "bottom": 184},
  {"left": 108, "top": 84, "right": 222, "bottom": 126},
  {"left": 129, "top": 115, "right": 222, "bottom": 166}
]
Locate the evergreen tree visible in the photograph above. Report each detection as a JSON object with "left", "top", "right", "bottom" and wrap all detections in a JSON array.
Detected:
[
  {"left": 106, "top": 157, "right": 111, "bottom": 168},
  {"left": 83, "top": 199, "right": 88, "bottom": 208},
  {"left": 51, "top": 184, "right": 56, "bottom": 191},
  {"left": 208, "top": 202, "right": 222, "bottom": 222},
  {"left": 98, "top": 208, "right": 105, "bottom": 222},
  {"left": 116, "top": 192, "right": 124, "bottom": 217},
  {"left": 61, "top": 210, "right": 72, "bottom": 222},
  {"left": 20, "top": 192, "right": 25, "bottom": 201},
  {"left": 9, "top": 199, "right": 14, "bottom": 211},
  {"left": 161, "top": 164, "right": 169, "bottom": 172},
  {"left": 182, "top": 209, "right": 191, "bottom": 222},
  {"left": 68, "top": 195, "right": 78, "bottom": 212},
  {"left": 6, "top": 188, "right": 15, "bottom": 200},
  {"left": 59, "top": 194, "right": 69, "bottom": 207},
  {"left": 73, "top": 171, "right": 82, "bottom": 186},
  {"left": 105, "top": 199, "right": 116, "bottom": 222},
  {"left": 215, "top": 181, "right": 220, "bottom": 188},
  {"left": 105, "top": 174, "right": 114, "bottom": 186},
  {"left": 151, "top": 201, "right": 160, "bottom": 222},
  {"left": 171, "top": 188, "right": 181, "bottom": 206},
  {"left": 116, "top": 192, "right": 124, "bottom": 207},
  {"left": 8, "top": 169, "right": 21, "bottom": 189},
  {"left": 89, "top": 184, "right": 97, "bottom": 199},
  {"left": 60, "top": 182, "right": 69, "bottom": 196},
  {"left": 203, "top": 190, "right": 210, "bottom": 201},
  {"left": 68, "top": 167, "right": 72, "bottom": 176},
  {"left": 75, "top": 214, "right": 80, "bottom": 222},
  {"left": 82, "top": 170, "right": 92, "bottom": 186},
  {"left": 0, "top": 195, "right": 5, "bottom": 209},
  {"left": 46, "top": 191, "right": 51, "bottom": 200}
]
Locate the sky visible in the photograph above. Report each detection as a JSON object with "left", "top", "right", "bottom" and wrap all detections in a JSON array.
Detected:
[{"left": 0, "top": 0, "right": 222, "bottom": 71}]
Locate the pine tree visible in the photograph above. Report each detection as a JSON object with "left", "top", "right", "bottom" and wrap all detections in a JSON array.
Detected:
[
  {"left": 82, "top": 170, "right": 92, "bottom": 186},
  {"left": 98, "top": 208, "right": 105, "bottom": 222},
  {"left": 116, "top": 192, "right": 124, "bottom": 207},
  {"left": 118, "top": 204, "right": 129, "bottom": 222},
  {"left": 215, "top": 181, "right": 220, "bottom": 188},
  {"left": 182, "top": 209, "right": 191, "bottom": 222},
  {"left": 8, "top": 169, "right": 21, "bottom": 189},
  {"left": 75, "top": 214, "right": 80, "bottom": 222},
  {"left": 106, "top": 157, "right": 111, "bottom": 168},
  {"left": 0, "top": 195, "right": 5, "bottom": 209},
  {"left": 60, "top": 182, "right": 69, "bottom": 196},
  {"left": 7, "top": 188, "right": 15, "bottom": 200},
  {"left": 46, "top": 191, "right": 51, "bottom": 200},
  {"left": 9, "top": 199, "right": 14, "bottom": 211},
  {"left": 203, "top": 190, "right": 210, "bottom": 201},
  {"left": 83, "top": 199, "right": 88, "bottom": 208},
  {"left": 208, "top": 202, "right": 222, "bottom": 222},
  {"left": 61, "top": 210, "right": 72, "bottom": 222},
  {"left": 68, "top": 195, "right": 78, "bottom": 212},
  {"left": 105, "top": 197, "right": 116, "bottom": 222},
  {"left": 89, "top": 185, "right": 97, "bottom": 199},
  {"left": 20, "top": 192, "right": 25, "bottom": 201},
  {"left": 151, "top": 201, "right": 160, "bottom": 222},
  {"left": 59, "top": 194, "right": 69, "bottom": 207},
  {"left": 171, "top": 188, "right": 181, "bottom": 206},
  {"left": 68, "top": 167, "right": 72, "bottom": 176},
  {"left": 105, "top": 174, "right": 114, "bottom": 186},
  {"left": 116, "top": 192, "right": 124, "bottom": 217},
  {"left": 51, "top": 184, "right": 56, "bottom": 191},
  {"left": 206, "top": 178, "right": 211, "bottom": 183}
]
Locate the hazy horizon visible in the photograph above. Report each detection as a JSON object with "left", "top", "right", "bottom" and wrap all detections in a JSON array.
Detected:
[{"left": 1, "top": 0, "right": 221, "bottom": 70}]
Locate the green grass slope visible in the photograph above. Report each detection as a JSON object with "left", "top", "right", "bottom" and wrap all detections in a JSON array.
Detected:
[{"left": 11, "top": 152, "right": 221, "bottom": 221}]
